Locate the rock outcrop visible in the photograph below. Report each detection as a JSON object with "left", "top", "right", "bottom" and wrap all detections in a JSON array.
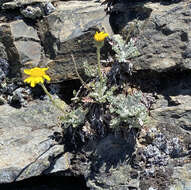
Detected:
[
  {"left": 0, "top": 0, "right": 191, "bottom": 190},
  {"left": 0, "top": 0, "right": 112, "bottom": 82},
  {"left": 0, "top": 99, "right": 67, "bottom": 183}
]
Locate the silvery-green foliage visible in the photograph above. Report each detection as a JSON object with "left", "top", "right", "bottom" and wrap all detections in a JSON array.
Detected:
[
  {"left": 108, "top": 92, "right": 148, "bottom": 129},
  {"left": 112, "top": 34, "right": 140, "bottom": 63},
  {"left": 89, "top": 78, "right": 116, "bottom": 103},
  {"left": 61, "top": 107, "right": 87, "bottom": 128},
  {"left": 83, "top": 60, "right": 97, "bottom": 78}
]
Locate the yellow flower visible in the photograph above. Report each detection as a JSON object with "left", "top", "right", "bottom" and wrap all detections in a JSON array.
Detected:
[
  {"left": 94, "top": 31, "right": 109, "bottom": 42},
  {"left": 24, "top": 67, "right": 51, "bottom": 87}
]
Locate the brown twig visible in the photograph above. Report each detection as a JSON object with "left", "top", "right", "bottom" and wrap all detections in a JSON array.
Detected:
[{"left": 71, "top": 53, "right": 91, "bottom": 91}]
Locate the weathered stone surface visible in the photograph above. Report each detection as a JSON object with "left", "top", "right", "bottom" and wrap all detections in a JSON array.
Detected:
[
  {"left": 1, "top": 1, "right": 191, "bottom": 190},
  {"left": 21, "top": 5, "right": 44, "bottom": 19},
  {"left": 169, "top": 163, "right": 191, "bottom": 190},
  {"left": 113, "top": 1, "right": 191, "bottom": 72},
  {"left": 1, "top": 0, "right": 56, "bottom": 9},
  {"left": 38, "top": 1, "right": 112, "bottom": 82},
  {"left": 0, "top": 1, "right": 112, "bottom": 82},
  {"left": 10, "top": 20, "right": 42, "bottom": 65},
  {"left": 68, "top": 134, "right": 138, "bottom": 190},
  {"left": 0, "top": 99, "right": 65, "bottom": 183},
  {"left": 20, "top": 2, "right": 56, "bottom": 19},
  {"left": 0, "top": 42, "right": 7, "bottom": 60},
  {"left": 10, "top": 20, "right": 39, "bottom": 41},
  {"left": 1, "top": 0, "right": 56, "bottom": 19},
  {"left": 152, "top": 105, "right": 191, "bottom": 132},
  {"left": 49, "top": 152, "right": 72, "bottom": 173},
  {"left": 150, "top": 74, "right": 191, "bottom": 133},
  {"left": 0, "top": 20, "right": 43, "bottom": 77},
  {"left": 14, "top": 40, "right": 42, "bottom": 64}
]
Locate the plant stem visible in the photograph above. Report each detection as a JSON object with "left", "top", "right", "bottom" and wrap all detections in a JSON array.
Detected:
[
  {"left": 71, "top": 53, "right": 91, "bottom": 91},
  {"left": 96, "top": 46, "right": 103, "bottom": 84},
  {"left": 40, "top": 83, "right": 66, "bottom": 113}
]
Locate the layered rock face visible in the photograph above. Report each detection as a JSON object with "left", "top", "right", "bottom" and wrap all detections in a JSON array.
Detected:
[
  {"left": 0, "top": 0, "right": 191, "bottom": 190},
  {"left": 0, "top": 0, "right": 112, "bottom": 82}
]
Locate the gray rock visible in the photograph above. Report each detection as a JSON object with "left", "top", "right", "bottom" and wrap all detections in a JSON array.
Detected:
[
  {"left": 0, "top": 99, "right": 65, "bottom": 183},
  {"left": 38, "top": 1, "right": 112, "bottom": 82},
  {"left": 151, "top": 75, "right": 191, "bottom": 133},
  {"left": 10, "top": 20, "right": 39, "bottom": 41},
  {"left": 0, "top": 20, "right": 43, "bottom": 75},
  {"left": 49, "top": 152, "right": 72, "bottom": 173},
  {"left": 0, "top": 42, "right": 8, "bottom": 60},
  {"left": 21, "top": 5, "right": 44, "bottom": 19},
  {"left": 1, "top": 0, "right": 56, "bottom": 9},
  {"left": 44, "top": 2, "right": 55, "bottom": 15},
  {"left": 14, "top": 40, "right": 42, "bottom": 64},
  {"left": 152, "top": 105, "right": 191, "bottom": 133},
  {"left": 7, "top": 87, "right": 31, "bottom": 107},
  {"left": 10, "top": 20, "right": 42, "bottom": 64},
  {"left": 0, "top": 58, "right": 9, "bottom": 83},
  {"left": 113, "top": 1, "right": 191, "bottom": 72},
  {"left": 1, "top": 1, "right": 112, "bottom": 82},
  {"left": 70, "top": 134, "right": 139, "bottom": 190},
  {"left": 170, "top": 164, "right": 191, "bottom": 190}
]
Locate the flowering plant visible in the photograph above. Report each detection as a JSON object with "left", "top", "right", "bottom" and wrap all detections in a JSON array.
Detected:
[
  {"left": 24, "top": 67, "right": 50, "bottom": 87},
  {"left": 24, "top": 67, "right": 67, "bottom": 113}
]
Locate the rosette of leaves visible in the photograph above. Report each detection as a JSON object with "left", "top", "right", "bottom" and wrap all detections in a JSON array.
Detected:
[
  {"left": 107, "top": 92, "right": 148, "bottom": 129},
  {"left": 89, "top": 78, "right": 116, "bottom": 103},
  {"left": 111, "top": 34, "right": 140, "bottom": 63},
  {"left": 61, "top": 107, "right": 87, "bottom": 128}
]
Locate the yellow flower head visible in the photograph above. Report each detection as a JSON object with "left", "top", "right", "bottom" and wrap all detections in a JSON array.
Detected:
[
  {"left": 94, "top": 31, "right": 109, "bottom": 42},
  {"left": 24, "top": 67, "right": 51, "bottom": 87}
]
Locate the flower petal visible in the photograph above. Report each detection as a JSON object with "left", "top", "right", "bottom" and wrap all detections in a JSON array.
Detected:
[
  {"left": 24, "top": 77, "right": 32, "bottom": 83},
  {"left": 43, "top": 74, "right": 51, "bottom": 81},
  {"left": 24, "top": 69, "right": 31, "bottom": 75},
  {"left": 33, "top": 77, "right": 42, "bottom": 84},
  {"left": 42, "top": 68, "right": 49, "bottom": 71},
  {"left": 39, "top": 77, "right": 44, "bottom": 83},
  {"left": 30, "top": 80, "right": 36, "bottom": 87}
]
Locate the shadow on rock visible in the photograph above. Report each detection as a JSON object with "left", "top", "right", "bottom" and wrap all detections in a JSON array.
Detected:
[{"left": 88, "top": 129, "right": 137, "bottom": 173}]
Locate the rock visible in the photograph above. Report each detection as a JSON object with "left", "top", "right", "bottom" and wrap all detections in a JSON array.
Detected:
[
  {"left": 0, "top": 42, "right": 8, "bottom": 60},
  {"left": 0, "top": 1, "right": 112, "bottom": 82},
  {"left": 14, "top": 40, "right": 42, "bottom": 64},
  {"left": 111, "top": 1, "right": 191, "bottom": 72},
  {"left": 0, "top": 23, "right": 20, "bottom": 74},
  {"left": 1, "top": 0, "right": 191, "bottom": 189},
  {"left": 10, "top": 19, "right": 41, "bottom": 64},
  {"left": 20, "top": 2, "right": 56, "bottom": 19},
  {"left": 10, "top": 19, "right": 39, "bottom": 41},
  {"left": 0, "top": 99, "right": 65, "bottom": 183},
  {"left": 69, "top": 133, "right": 139, "bottom": 190},
  {"left": 48, "top": 152, "right": 72, "bottom": 173},
  {"left": 38, "top": 1, "right": 112, "bottom": 82},
  {"left": 0, "top": 58, "right": 9, "bottom": 83},
  {"left": 169, "top": 163, "right": 191, "bottom": 190},
  {"left": 20, "top": 5, "right": 44, "bottom": 19},
  {"left": 44, "top": 2, "right": 56, "bottom": 15},
  {"left": 1, "top": 0, "right": 56, "bottom": 9},
  {"left": 152, "top": 105, "right": 191, "bottom": 132},
  {"left": 0, "top": 20, "right": 43, "bottom": 75},
  {"left": 150, "top": 74, "right": 191, "bottom": 133},
  {"left": 1, "top": 0, "right": 56, "bottom": 19},
  {"left": 137, "top": 72, "right": 191, "bottom": 189},
  {"left": 7, "top": 87, "right": 31, "bottom": 107}
]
